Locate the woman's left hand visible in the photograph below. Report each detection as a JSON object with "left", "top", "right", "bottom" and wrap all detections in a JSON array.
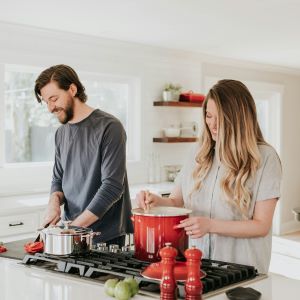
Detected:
[{"left": 175, "top": 216, "right": 212, "bottom": 238}]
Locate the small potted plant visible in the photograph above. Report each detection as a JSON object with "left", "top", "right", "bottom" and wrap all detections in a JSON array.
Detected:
[{"left": 162, "top": 83, "right": 182, "bottom": 101}]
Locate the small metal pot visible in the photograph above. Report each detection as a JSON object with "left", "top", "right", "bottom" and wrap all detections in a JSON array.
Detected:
[{"left": 39, "top": 221, "right": 100, "bottom": 256}]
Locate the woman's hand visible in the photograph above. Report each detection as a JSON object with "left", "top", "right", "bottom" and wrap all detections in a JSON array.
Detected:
[
  {"left": 176, "top": 216, "right": 212, "bottom": 238},
  {"left": 136, "top": 190, "right": 162, "bottom": 210}
]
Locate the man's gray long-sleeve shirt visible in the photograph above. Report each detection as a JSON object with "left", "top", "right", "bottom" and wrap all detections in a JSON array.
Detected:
[{"left": 50, "top": 109, "right": 133, "bottom": 241}]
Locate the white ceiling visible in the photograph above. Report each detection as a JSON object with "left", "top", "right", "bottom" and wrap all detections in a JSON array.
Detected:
[{"left": 1, "top": 0, "right": 300, "bottom": 70}]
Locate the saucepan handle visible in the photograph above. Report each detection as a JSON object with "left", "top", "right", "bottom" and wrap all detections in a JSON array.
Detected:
[
  {"left": 90, "top": 232, "right": 101, "bottom": 237},
  {"left": 34, "top": 222, "right": 50, "bottom": 242}
]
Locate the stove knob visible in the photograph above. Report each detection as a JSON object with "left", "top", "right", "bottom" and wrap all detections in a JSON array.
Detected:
[
  {"left": 95, "top": 242, "right": 107, "bottom": 251},
  {"left": 109, "top": 244, "right": 120, "bottom": 252},
  {"left": 100, "top": 246, "right": 109, "bottom": 252},
  {"left": 97, "top": 242, "right": 106, "bottom": 248},
  {"left": 111, "top": 248, "right": 121, "bottom": 253},
  {"left": 121, "top": 246, "right": 130, "bottom": 252}
]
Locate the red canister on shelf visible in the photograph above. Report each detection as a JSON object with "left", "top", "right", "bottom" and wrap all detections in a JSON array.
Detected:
[
  {"left": 184, "top": 246, "right": 203, "bottom": 300},
  {"left": 160, "top": 243, "right": 178, "bottom": 300}
]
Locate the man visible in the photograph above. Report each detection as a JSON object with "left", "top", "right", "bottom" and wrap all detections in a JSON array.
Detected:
[{"left": 34, "top": 64, "right": 133, "bottom": 246}]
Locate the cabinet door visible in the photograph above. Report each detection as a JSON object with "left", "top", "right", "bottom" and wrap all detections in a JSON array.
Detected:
[{"left": 0, "top": 213, "right": 39, "bottom": 237}]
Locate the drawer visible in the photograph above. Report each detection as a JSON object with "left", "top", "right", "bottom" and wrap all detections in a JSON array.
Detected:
[{"left": 0, "top": 213, "right": 39, "bottom": 237}]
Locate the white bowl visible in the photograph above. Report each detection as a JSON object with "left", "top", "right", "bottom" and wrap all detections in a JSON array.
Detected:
[{"left": 163, "top": 128, "right": 180, "bottom": 137}]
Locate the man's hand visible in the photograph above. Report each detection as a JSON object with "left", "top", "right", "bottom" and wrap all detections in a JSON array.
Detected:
[
  {"left": 71, "top": 209, "right": 99, "bottom": 228},
  {"left": 43, "top": 192, "right": 64, "bottom": 226}
]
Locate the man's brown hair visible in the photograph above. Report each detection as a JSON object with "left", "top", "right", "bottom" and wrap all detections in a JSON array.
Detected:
[{"left": 34, "top": 64, "right": 87, "bottom": 103}]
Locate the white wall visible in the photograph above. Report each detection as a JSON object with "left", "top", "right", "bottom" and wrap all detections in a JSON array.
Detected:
[
  {"left": 0, "top": 21, "right": 299, "bottom": 235},
  {"left": 0, "top": 21, "right": 202, "bottom": 194}
]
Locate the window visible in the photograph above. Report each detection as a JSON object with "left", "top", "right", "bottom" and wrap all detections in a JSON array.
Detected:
[
  {"left": 249, "top": 89, "right": 281, "bottom": 155},
  {"left": 79, "top": 71, "right": 140, "bottom": 161},
  {"left": 4, "top": 65, "right": 58, "bottom": 163},
  {"left": 3, "top": 65, "right": 139, "bottom": 164}
]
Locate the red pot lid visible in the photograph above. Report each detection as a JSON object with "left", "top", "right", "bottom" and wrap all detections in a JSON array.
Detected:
[
  {"left": 132, "top": 206, "right": 192, "bottom": 217},
  {"left": 141, "top": 261, "right": 206, "bottom": 282}
]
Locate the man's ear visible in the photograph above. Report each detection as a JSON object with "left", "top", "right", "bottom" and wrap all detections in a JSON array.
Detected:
[{"left": 69, "top": 83, "right": 77, "bottom": 97}]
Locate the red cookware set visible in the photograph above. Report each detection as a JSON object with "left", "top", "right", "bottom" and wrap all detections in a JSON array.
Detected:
[{"left": 131, "top": 206, "right": 191, "bottom": 262}]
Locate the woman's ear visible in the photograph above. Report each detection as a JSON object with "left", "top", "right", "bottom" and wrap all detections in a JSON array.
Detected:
[{"left": 69, "top": 83, "right": 77, "bottom": 97}]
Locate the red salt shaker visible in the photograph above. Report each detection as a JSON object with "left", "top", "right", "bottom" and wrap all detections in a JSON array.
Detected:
[
  {"left": 159, "top": 242, "right": 178, "bottom": 300},
  {"left": 184, "top": 246, "right": 203, "bottom": 300}
]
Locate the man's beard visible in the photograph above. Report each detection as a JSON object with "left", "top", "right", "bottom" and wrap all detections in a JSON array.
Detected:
[{"left": 55, "top": 101, "right": 74, "bottom": 124}]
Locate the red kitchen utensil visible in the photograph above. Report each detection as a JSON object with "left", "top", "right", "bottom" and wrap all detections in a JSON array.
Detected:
[
  {"left": 141, "top": 260, "right": 206, "bottom": 282},
  {"left": 185, "top": 246, "right": 203, "bottom": 299},
  {"left": 160, "top": 243, "right": 178, "bottom": 299},
  {"left": 131, "top": 207, "right": 191, "bottom": 262}
]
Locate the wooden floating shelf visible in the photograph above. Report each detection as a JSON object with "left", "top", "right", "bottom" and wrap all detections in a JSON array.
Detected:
[
  {"left": 153, "top": 137, "right": 198, "bottom": 143},
  {"left": 153, "top": 101, "right": 203, "bottom": 107}
]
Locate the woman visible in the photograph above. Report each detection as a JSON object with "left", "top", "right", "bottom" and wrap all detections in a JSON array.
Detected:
[{"left": 137, "top": 79, "right": 281, "bottom": 273}]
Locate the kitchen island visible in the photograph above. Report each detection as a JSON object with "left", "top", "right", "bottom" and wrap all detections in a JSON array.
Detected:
[{"left": 1, "top": 257, "right": 299, "bottom": 300}]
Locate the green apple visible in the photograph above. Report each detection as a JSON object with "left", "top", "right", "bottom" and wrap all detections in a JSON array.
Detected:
[
  {"left": 114, "top": 281, "right": 131, "bottom": 300},
  {"left": 123, "top": 277, "right": 139, "bottom": 296},
  {"left": 104, "top": 278, "right": 119, "bottom": 297}
]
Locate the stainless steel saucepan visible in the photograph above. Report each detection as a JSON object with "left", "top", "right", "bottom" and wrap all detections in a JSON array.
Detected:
[{"left": 38, "top": 221, "right": 100, "bottom": 256}]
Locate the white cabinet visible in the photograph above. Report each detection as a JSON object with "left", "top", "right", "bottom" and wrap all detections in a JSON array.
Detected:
[
  {"left": 0, "top": 193, "right": 48, "bottom": 242},
  {"left": 0, "top": 212, "right": 40, "bottom": 238}
]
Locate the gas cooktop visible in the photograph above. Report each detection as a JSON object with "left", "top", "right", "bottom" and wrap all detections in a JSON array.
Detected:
[{"left": 21, "top": 249, "right": 266, "bottom": 299}]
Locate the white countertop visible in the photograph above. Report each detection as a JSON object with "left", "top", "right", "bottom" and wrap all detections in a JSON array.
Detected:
[
  {"left": 0, "top": 257, "right": 154, "bottom": 300},
  {"left": 207, "top": 273, "right": 300, "bottom": 299},
  {"left": 0, "top": 257, "right": 299, "bottom": 300},
  {"left": 0, "top": 182, "right": 175, "bottom": 216}
]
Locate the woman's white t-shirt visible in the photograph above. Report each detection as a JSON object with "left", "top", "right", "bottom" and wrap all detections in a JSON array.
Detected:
[{"left": 175, "top": 144, "right": 282, "bottom": 274}]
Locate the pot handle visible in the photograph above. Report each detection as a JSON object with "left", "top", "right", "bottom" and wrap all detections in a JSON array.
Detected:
[
  {"left": 62, "top": 220, "right": 72, "bottom": 229},
  {"left": 34, "top": 222, "right": 50, "bottom": 243},
  {"left": 91, "top": 232, "right": 101, "bottom": 237}
]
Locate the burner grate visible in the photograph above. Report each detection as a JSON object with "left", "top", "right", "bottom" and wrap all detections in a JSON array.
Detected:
[{"left": 22, "top": 251, "right": 258, "bottom": 298}]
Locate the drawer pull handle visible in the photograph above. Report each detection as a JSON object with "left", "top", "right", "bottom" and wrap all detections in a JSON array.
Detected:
[{"left": 9, "top": 222, "right": 24, "bottom": 227}]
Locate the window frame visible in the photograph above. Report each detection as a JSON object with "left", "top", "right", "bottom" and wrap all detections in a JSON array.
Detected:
[
  {"left": 0, "top": 64, "right": 141, "bottom": 195},
  {"left": 78, "top": 70, "right": 141, "bottom": 162}
]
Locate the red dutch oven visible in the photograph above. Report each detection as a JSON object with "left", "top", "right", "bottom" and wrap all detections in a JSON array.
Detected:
[{"left": 131, "top": 206, "right": 192, "bottom": 262}]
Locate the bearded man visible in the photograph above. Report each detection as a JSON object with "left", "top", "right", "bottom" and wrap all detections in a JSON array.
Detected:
[{"left": 34, "top": 64, "right": 133, "bottom": 246}]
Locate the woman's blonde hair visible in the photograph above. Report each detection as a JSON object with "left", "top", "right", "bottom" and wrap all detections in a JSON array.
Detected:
[{"left": 192, "top": 79, "right": 267, "bottom": 218}]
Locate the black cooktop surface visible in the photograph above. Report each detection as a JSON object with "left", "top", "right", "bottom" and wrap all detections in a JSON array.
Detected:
[
  {"left": 21, "top": 249, "right": 259, "bottom": 299},
  {"left": 0, "top": 239, "right": 262, "bottom": 299}
]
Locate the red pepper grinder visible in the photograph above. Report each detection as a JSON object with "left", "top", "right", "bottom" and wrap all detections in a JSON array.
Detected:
[
  {"left": 184, "top": 246, "right": 203, "bottom": 300},
  {"left": 159, "top": 242, "right": 178, "bottom": 300}
]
